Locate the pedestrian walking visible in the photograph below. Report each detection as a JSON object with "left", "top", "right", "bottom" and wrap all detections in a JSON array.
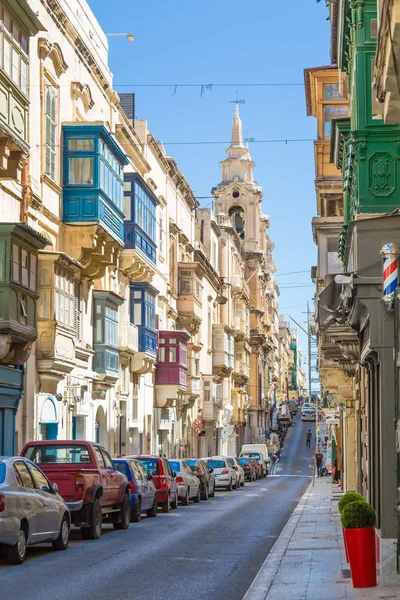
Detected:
[
  {"left": 269, "top": 452, "right": 279, "bottom": 475},
  {"left": 315, "top": 449, "right": 323, "bottom": 477},
  {"left": 306, "top": 429, "right": 312, "bottom": 449}
]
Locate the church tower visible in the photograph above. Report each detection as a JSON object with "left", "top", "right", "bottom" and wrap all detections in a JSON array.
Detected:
[
  {"left": 212, "top": 105, "right": 279, "bottom": 445},
  {"left": 213, "top": 105, "right": 265, "bottom": 253}
]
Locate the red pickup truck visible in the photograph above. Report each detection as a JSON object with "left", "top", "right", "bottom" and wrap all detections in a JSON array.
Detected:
[{"left": 21, "top": 440, "right": 130, "bottom": 540}]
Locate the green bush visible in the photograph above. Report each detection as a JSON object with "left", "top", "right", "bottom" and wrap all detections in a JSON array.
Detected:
[
  {"left": 341, "top": 500, "right": 376, "bottom": 529},
  {"left": 338, "top": 491, "right": 365, "bottom": 514}
]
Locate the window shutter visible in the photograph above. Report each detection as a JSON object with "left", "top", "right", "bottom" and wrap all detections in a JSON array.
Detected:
[
  {"left": 74, "top": 279, "right": 81, "bottom": 341},
  {"left": 45, "top": 86, "right": 57, "bottom": 180}
]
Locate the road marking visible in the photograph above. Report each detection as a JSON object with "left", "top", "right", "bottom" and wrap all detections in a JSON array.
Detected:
[{"left": 174, "top": 556, "right": 214, "bottom": 562}]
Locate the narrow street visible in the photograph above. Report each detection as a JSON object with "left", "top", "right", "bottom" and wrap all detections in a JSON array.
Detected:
[{"left": 0, "top": 422, "right": 313, "bottom": 600}]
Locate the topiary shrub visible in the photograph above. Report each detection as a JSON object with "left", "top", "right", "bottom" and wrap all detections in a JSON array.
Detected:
[
  {"left": 338, "top": 491, "right": 365, "bottom": 514},
  {"left": 341, "top": 500, "right": 376, "bottom": 529}
]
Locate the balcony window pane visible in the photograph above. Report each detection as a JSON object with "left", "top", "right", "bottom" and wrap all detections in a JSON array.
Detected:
[
  {"left": 324, "top": 84, "right": 341, "bottom": 100},
  {"left": 323, "top": 106, "right": 348, "bottom": 139},
  {"left": 68, "top": 139, "right": 94, "bottom": 151},
  {"left": 29, "top": 253, "right": 37, "bottom": 291},
  {"left": 3, "top": 37, "right": 10, "bottom": 75},
  {"left": 179, "top": 279, "right": 191, "bottom": 294},
  {"left": 169, "top": 348, "right": 176, "bottom": 363},
  {"left": 21, "top": 59, "right": 27, "bottom": 95},
  {"left": 11, "top": 47, "right": 18, "bottom": 84},
  {"left": 133, "top": 302, "right": 141, "bottom": 326},
  {"left": 0, "top": 241, "right": 4, "bottom": 281},
  {"left": 68, "top": 158, "right": 93, "bottom": 185},
  {"left": 4, "top": 12, "right": 10, "bottom": 33},
  {"left": 21, "top": 248, "right": 28, "bottom": 287},
  {"left": 39, "top": 289, "right": 49, "bottom": 319},
  {"left": 21, "top": 34, "right": 28, "bottom": 54},
  {"left": 158, "top": 347, "right": 165, "bottom": 362}
]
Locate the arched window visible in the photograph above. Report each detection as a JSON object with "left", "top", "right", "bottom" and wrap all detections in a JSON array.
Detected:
[{"left": 229, "top": 205, "right": 245, "bottom": 239}]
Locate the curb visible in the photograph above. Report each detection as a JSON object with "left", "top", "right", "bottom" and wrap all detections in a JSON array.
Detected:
[{"left": 242, "top": 480, "right": 314, "bottom": 600}]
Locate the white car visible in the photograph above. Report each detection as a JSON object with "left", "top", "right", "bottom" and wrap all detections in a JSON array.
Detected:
[
  {"left": 227, "top": 457, "right": 245, "bottom": 487},
  {"left": 209, "top": 457, "right": 238, "bottom": 491},
  {"left": 302, "top": 403, "right": 316, "bottom": 422},
  {"left": 168, "top": 459, "right": 200, "bottom": 505},
  {"left": 0, "top": 456, "right": 71, "bottom": 564}
]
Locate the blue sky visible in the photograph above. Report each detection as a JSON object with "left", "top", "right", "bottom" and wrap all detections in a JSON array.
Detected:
[{"left": 88, "top": 0, "right": 331, "bottom": 373}]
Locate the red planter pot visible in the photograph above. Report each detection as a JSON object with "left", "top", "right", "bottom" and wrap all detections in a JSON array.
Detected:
[
  {"left": 342, "top": 526, "right": 349, "bottom": 563},
  {"left": 344, "top": 526, "right": 377, "bottom": 588}
]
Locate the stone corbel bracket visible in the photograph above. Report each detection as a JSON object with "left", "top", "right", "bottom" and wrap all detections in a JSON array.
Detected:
[{"left": 38, "top": 38, "right": 69, "bottom": 77}]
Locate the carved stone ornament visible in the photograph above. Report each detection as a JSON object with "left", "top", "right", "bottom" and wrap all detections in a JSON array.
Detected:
[
  {"left": 369, "top": 152, "right": 395, "bottom": 197},
  {"left": 38, "top": 38, "right": 69, "bottom": 77},
  {"left": 71, "top": 82, "right": 95, "bottom": 112}
]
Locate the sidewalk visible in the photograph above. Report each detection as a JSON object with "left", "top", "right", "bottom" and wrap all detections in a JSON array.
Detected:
[{"left": 244, "top": 477, "right": 400, "bottom": 600}]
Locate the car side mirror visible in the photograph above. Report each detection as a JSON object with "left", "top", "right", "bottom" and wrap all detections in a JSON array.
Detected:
[
  {"left": 172, "top": 471, "right": 177, "bottom": 478},
  {"left": 233, "top": 465, "right": 238, "bottom": 470},
  {"left": 51, "top": 482, "right": 59, "bottom": 493},
  {"left": 208, "top": 467, "right": 214, "bottom": 474},
  {"left": 147, "top": 474, "right": 153, "bottom": 481}
]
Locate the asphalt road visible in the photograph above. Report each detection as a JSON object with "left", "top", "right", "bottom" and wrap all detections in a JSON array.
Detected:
[{"left": 0, "top": 419, "right": 313, "bottom": 600}]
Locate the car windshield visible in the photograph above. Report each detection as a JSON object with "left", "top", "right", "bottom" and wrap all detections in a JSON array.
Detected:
[
  {"left": 113, "top": 461, "right": 128, "bottom": 477},
  {"left": 23, "top": 444, "right": 91, "bottom": 464},
  {"left": 243, "top": 452, "right": 261, "bottom": 460},
  {"left": 0, "top": 462, "right": 5, "bottom": 484},
  {"left": 238, "top": 458, "right": 249, "bottom": 465},
  {"left": 169, "top": 461, "right": 181, "bottom": 472},
  {"left": 209, "top": 459, "right": 225, "bottom": 469},
  {"left": 136, "top": 458, "right": 159, "bottom": 475}
]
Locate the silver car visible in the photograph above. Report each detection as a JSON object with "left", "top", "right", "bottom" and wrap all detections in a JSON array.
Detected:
[
  {"left": 0, "top": 456, "right": 71, "bottom": 564},
  {"left": 168, "top": 459, "right": 200, "bottom": 505},
  {"left": 227, "top": 457, "right": 245, "bottom": 487},
  {"left": 209, "top": 456, "right": 239, "bottom": 491}
]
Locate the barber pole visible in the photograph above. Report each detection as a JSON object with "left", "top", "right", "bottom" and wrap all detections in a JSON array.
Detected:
[{"left": 381, "top": 242, "right": 400, "bottom": 310}]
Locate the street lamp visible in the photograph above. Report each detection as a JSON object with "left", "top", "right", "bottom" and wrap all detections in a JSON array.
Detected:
[{"left": 105, "top": 33, "right": 135, "bottom": 42}]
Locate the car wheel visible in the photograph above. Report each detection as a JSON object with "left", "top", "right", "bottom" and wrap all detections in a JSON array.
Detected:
[
  {"left": 226, "top": 479, "right": 233, "bottom": 492},
  {"left": 146, "top": 497, "right": 158, "bottom": 518},
  {"left": 81, "top": 498, "right": 102, "bottom": 540},
  {"left": 241, "top": 478, "right": 245, "bottom": 487},
  {"left": 170, "top": 491, "right": 178, "bottom": 510},
  {"left": 232, "top": 477, "right": 238, "bottom": 490},
  {"left": 5, "top": 525, "right": 27, "bottom": 565},
  {"left": 131, "top": 498, "right": 141, "bottom": 523},
  {"left": 193, "top": 488, "right": 200, "bottom": 503},
  {"left": 210, "top": 482, "right": 215, "bottom": 498},
  {"left": 52, "top": 514, "right": 69, "bottom": 550},
  {"left": 114, "top": 493, "right": 131, "bottom": 530},
  {"left": 182, "top": 489, "right": 190, "bottom": 506},
  {"left": 161, "top": 495, "right": 170, "bottom": 513}
]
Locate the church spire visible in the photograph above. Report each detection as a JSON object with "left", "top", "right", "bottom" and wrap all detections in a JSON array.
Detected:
[
  {"left": 219, "top": 104, "right": 255, "bottom": 184},
  {"left": 231, "top": 104, "right": 244, "bottom": 147}
]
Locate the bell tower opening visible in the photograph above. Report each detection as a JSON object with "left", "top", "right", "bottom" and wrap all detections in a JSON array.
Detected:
[{"left": 229, "top": 205, "right": 245, "bottom": 239}]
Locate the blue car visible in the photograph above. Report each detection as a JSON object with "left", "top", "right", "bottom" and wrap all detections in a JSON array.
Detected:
[{"left": 112, "top": 458, "right": 158, "bottom": 522}]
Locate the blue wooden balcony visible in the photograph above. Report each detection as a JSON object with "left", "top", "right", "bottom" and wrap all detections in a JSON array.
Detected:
[{"left": 62, "top": 124, "right": 129, "bottom": 243}]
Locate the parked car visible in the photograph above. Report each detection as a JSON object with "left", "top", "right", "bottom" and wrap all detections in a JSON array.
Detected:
[
  {"left": 240, "top": 444, "right": 269, "bottom": 478},
  {"left": 0, "top": 456, "right": 70, "bottom": 564},
  {"left": 131, "top": 456, "right": 178, "bottom": 513},
  {"left": 238, "top": 456, "right": 255, "bottom": 482},
  {"left": 227, "top": 457, "right": 245, "bottom": 487},
  {"left": 208, "top": 457, "right": 238, "bottom": 491},
  {"left": 288, "top": 399, "right": 298, "bottom": 415},
  {"left": 248, "top": 456, "right": 262, "bottom": 480},
  {"left": 21, "top": 441, "right": 130, "bottom": 540},
  {"left": 113, "top": 458, "right": 158, "bottom": 521},
  {"left": 168, "top": 459, "right": 200, "bottom": 504},
  {"left": 186, "top": 459, "right": 215, "bottom": 499}
]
